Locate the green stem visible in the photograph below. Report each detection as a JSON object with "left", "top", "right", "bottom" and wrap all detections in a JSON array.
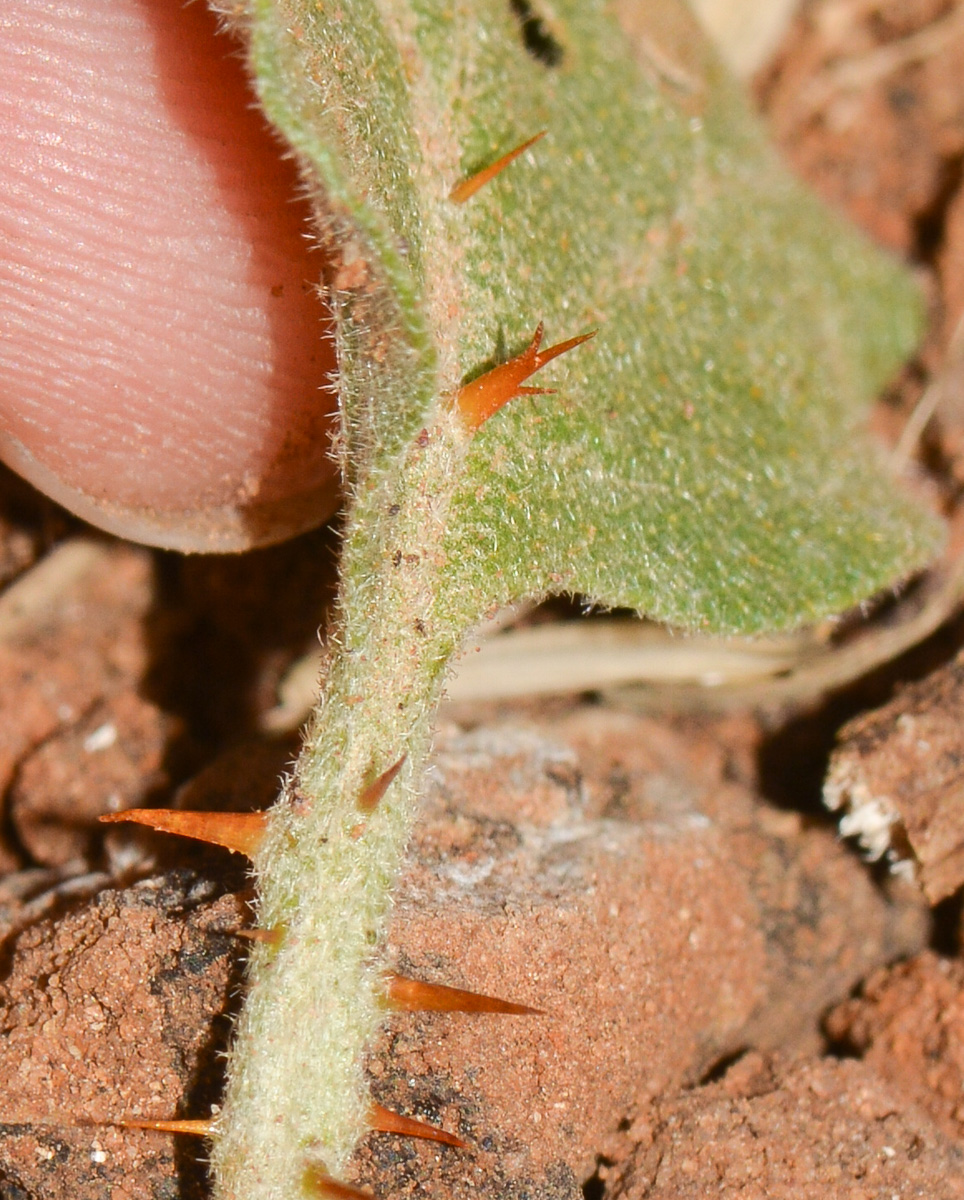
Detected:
[{"left": 210, "top": 410, "right": 474, "bottom": 1200}]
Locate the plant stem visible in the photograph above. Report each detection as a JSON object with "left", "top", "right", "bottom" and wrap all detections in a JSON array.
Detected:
[{"left": 210, "top": 409, "right": 475, "bottom": 1200}]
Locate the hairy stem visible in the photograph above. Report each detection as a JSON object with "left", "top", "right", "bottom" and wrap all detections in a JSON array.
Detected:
[{"left": 210, "top": 409, "right": 474, "bottom": 1200}]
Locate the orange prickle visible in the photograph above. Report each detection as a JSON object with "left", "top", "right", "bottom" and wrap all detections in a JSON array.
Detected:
[
  {"left": 358, "top": 754, "right": 407, "bottom": 814},
  {"left": 99, "top": 807, "right": 268, "bottom": 858},
  {"left": 110, "top": 1116, "right": 217, "bottom": 1137},
  {"left": 454, "top": 323, "right": 596, "bottom": 431},
  {"left": 305, "top": 1170, "right": 373, "bottom": 1199},
  {"left": 385, "top": 972, "right": 542, "bottom": 1015},
  {"left": 449, "top": 131, "right": 546, "bottom": 203},
  {"left": 229, "top": 925, "right": 284, "bottom": 947},
  {"left": 369, "top": 1102, "right": 466, "bottom": 1148}
]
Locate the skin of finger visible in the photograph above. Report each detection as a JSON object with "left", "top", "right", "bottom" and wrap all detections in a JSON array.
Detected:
[{"left": 0, "top": 0, "right": 341, "bottom": 551}]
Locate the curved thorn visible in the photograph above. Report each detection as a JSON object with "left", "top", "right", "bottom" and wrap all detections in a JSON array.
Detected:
[
  {"left": 453, "top": 326, "right": 596, "bottom": 430},
  {"left": 99, "top": 808, "right": 267, "bottom": 858},
  {"left": 385, "top": 972, "right": 543, "bottom": 1015},
  {"left": 450, "top": 131, "right": 546, "bottom": 203},
  {"left": 533, "top": 329, "right": 596, "bottom": 371},
  {"left": 358, "top": 754, "right": 407, "bottom": 814},
  {"left": 305, "top": 1170, "right": 373, "bottom": 1200},
  {"left": 369, "top": 1103, "right": 466, "bottom": 1148}
]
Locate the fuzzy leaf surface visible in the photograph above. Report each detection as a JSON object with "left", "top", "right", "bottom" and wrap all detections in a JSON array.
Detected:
[{"left": 247, "top": 0, "right": 939, "bottom": 634}]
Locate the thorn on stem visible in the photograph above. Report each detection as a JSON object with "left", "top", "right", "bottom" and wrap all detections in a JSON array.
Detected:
[
  {"left": 306, "top": 1170, "right": 373, "bottom": 1200},
  {"left": 110, "top": 1116, "right": 217, "bottom": 1137},
  {"left": 453, "top": 324, "right": 596, "bottom": 431},
  {"left": 385, "top": 972, "right": 542, "bottom": 1015},
  {"left": 358, "top": 754, "right": 407, "bottom": 814},
  {"left": 99, "top": 808, "right": 268, "bottom": 858},
  {"left": 449, "top": 131, "right": 546, "bottom": 203},
  {"left": 369, "top": 1103, "right": 466, "bottom": 1148},
  {"left": 230, "top": 925, "right": 284, "bottom": 947}
]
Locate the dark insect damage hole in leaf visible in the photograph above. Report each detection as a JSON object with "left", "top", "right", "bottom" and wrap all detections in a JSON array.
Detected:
[{"left": 509, "top": 0, "right": 564, "bottom": 67}]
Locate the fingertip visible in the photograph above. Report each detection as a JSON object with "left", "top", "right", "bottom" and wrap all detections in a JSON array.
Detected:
[{"left": 0, "top": 0, "right": 341, "bottom": 551}]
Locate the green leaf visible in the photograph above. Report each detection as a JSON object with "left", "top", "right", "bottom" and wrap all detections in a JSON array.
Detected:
[
  {"left": 246, "top": 0, "right": 939, "bottom": 636},
  {"left": 207, "top": 5, "right": 944, "bottom": 1198}
]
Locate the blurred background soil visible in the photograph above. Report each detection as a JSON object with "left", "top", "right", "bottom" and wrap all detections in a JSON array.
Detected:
[{"left": 6, "top": 1, "right": 964, "bottom": 1198}]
